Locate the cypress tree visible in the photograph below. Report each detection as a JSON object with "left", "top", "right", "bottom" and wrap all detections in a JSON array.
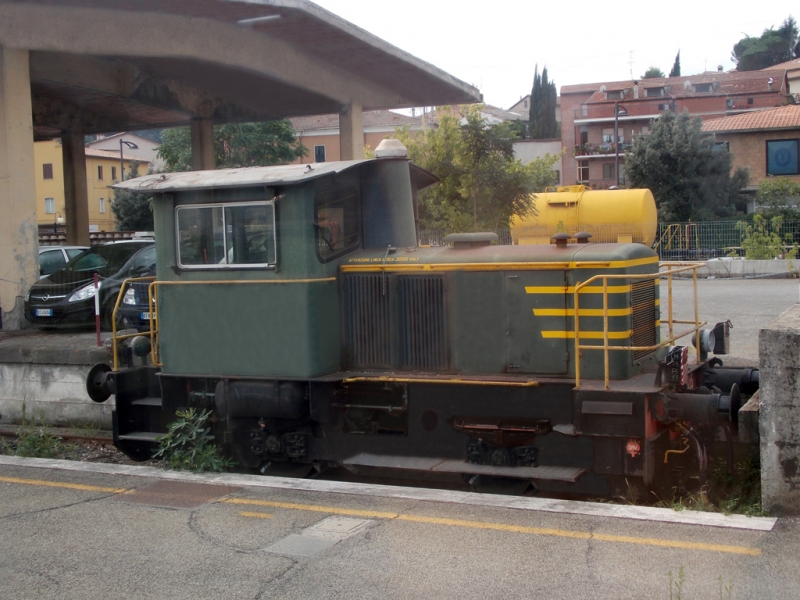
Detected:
[
  {"left": 669, "top": 51, "right": 681, "bottom": 77},
  {"left": 529, "top": 66, "right": 559, "bottom": 139}
]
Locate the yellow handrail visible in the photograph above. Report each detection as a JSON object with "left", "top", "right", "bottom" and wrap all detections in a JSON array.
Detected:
[
  {"left": 573, "top": 262, "right": 706, "bottom": 390},
  {"left": 110, "top": 276, "right": 157, "bottom": 371}
]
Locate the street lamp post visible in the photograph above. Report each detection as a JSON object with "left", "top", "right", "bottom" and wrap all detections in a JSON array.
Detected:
[
  {"left": 119, "top": 139, "right": 139, "bottom": 181},
  {"left": 614, "top": 102, "right": 628, "bottom": 187}
]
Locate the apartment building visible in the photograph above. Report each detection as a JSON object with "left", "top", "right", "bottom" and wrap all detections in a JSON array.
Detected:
[{"left": 560, "top": 69, "right": 789, "bottom": 188}]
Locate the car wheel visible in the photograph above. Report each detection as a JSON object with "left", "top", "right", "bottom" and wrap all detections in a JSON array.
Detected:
[{"left": 101, "top": 294, "right": 123, "bottom": 332}]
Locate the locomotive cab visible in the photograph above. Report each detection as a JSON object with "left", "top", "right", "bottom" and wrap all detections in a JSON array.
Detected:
[{"left": 88, "top": 143, "right": 752, "bottom": 500}]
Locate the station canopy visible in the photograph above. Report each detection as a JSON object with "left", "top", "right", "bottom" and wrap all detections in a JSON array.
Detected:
[{"left": 0, "top": 0, "right": 482, "bottom": 139}]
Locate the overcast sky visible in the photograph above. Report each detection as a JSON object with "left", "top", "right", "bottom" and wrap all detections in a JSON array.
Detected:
[{"left": 313, "top": 0, "right": 795, "bottom": 110}]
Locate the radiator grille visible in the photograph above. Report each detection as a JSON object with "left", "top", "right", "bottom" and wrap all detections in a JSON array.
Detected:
[
  {"left": 344, "top": 274, "right": 391, "bottom": 367},
  {"left": 630, "top": 280, "right": 657, "bottom": 361},
  {"left": 399, "top": 276, "right": 448, "bottom": 370}
]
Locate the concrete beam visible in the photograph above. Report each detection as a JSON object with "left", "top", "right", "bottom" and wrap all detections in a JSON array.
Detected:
[
  {"left": 339, "top": 102, "right": 364, "bottom": 161},
  {"left": 32, "top": 94, "right": 120, "bottom": 138},
  {"left": 191, "top": 118, "right": 215, "bottom": 171},
  {"left": 0, "top": 4, "right": 402, "bottom": 110},
  {"left": 61, "top": 132, "right": 91, "bottom": 246},
  {"left": 0, "top": 47, "right": 36, "bottom": 330}
]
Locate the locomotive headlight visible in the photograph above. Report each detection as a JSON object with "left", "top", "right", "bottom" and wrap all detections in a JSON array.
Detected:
[
  {"left": 122, "top": 287, "right": 137, "bottom": 305},
  {"left": 69, "top": 283, "right": 97, "bottom": 303}
]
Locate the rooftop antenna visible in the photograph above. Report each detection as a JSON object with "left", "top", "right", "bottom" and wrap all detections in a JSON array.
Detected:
[{"left": 629, "top": 51, "right": 634, "bottom": 80}]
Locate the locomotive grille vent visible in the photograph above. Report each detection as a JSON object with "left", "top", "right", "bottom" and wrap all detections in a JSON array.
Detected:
[
  {"left": 398, "top": 276, "right": 448, "bottom": 370},
  {"left": 344, "top": 274, "right": 391, "bottom": 367},
  {"left": 630, "top": 280, "right": 657, "bottom": 361}
]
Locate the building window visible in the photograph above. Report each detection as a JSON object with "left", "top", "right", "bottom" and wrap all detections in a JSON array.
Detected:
[
  {"left": 694, "top": 83, "right": 713, "bottom": 93},
  {"left": 747, "top": 98, "right": 754, "bottom": 105},
  {"left": 97, "top": 165, "right": 103, "bottom": 180},
  {"left": 577, "top": 160, "right": 589, "bottom": 182},
  {"left": 726, "top": 98, "right": 734, "bottom": 108},
  {"left": 767, "top": 139, "right": 800, "bottom": 176},
  {"left": 112, "top": 166, "right": 117, "bottom": 181},
  {"left": 602, "top": 128, "right": 623, "bottom": 145},
  {"left": 99, "top": 198, "right": 105, "bottom": 213},
  {"left": 42, "top": 164, "right": 53, "bottom": 179},
  {"left": 579, "top": 126, "right": 588, "bottom": 145},
  {"left": 603, "top": 164, "right": 615, "bottom": 180},
  {"left": 646, "top": 88, "right": 664, "bottom": 97},
  {"left": 713, "top": 142, "right": 730, "bottom": 152},
  {"left": 640, "top": 125, "right": 650, "bottom": 136},
  {"left": 314, "top": 145, "right": 326, "bottom": 163},
  {"left": 607, "top": 90, "right": 623, "bottom": 100},
  {"left": 44, "top": 198, "right": 55, "bottom": 214}
]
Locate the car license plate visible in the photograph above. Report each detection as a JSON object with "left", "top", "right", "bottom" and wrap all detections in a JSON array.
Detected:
[
  {"left": 140, "top": 312, "right": 153, "bottom": 320},
  {"left": 35, "top": 309, "right": 53, "bottom": 317}
]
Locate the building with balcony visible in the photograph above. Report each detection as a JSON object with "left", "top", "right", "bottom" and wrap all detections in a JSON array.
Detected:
[{"left": 560, "top": 69, "right": 790, "bottom": 188}]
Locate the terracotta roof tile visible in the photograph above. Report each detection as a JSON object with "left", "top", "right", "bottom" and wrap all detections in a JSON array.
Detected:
[
  {"left": 701, "top": 105, "right": 800, "bottom": 132},
  {"left": 85, "top": 147, "right": 148, "bottom": 162},
  {"left": 562, "top": 69, "right": 787, "bottom": 99}
]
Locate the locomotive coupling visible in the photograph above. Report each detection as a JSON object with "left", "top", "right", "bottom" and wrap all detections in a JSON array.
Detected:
[{"left": 655, "top": 384, "right": 741, "bottom": 431}]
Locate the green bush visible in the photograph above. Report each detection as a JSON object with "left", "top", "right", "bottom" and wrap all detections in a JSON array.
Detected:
[
  {"left": 154, "top": 408, "right": 235, "bottom": 472},
  {"left": 733, "top": 214, "right": 797, "bottom": 260},
  {"left": 1, "top": 401, "right": 68, "bottom": 459}
]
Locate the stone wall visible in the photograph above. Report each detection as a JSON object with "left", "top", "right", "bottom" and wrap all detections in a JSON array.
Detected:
[{"left": 759, "top": 304, "right": 800, "bottom": 515}]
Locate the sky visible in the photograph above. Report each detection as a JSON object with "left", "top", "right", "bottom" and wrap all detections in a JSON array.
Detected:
[{"left": 312, "top": 0, "right": 795, "bottom": 110}]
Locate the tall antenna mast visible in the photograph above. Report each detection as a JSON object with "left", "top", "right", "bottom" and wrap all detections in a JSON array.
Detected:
[{"left": 629, "top": 51, "right": 634, "bottom": 80}]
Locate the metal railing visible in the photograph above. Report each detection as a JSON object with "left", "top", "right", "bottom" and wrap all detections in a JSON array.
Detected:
[
  {"left": 110, "top": 276, "right": 157, "bottom": 371},
  {"left": 655, "top": 219, "right": 800, "bottom": 259},
  {"left": 574, "top": 262, "right": 706, "bottom": 390}
]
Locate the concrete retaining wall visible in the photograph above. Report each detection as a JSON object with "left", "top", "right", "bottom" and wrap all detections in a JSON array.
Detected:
[
  {"left": 677, "top": 259, "right": 798, "bottom": 279},
  {"left": 0, "top": 332, "right": 113, "bottom": 429},
  {"left": 759, "top": 304, "right": 800, "bottom": 515}
]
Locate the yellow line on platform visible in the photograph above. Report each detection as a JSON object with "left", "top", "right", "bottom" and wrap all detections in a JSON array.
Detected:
[
  {"left": 239, "top": 511, "right": 273, "bottom": 519},
  {"left": 221, "top": 497, "right": 399, "bottom": 519},
  {"left": 0, "top": 475, "right": 126, "bottom": 494},
  {"left": 223, "top": 497, "right": 761, "bottom": 556}
]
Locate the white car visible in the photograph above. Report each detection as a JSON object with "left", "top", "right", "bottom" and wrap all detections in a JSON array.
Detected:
[{"left": 39, "top": 245, "right": 89, "bottom": 278}]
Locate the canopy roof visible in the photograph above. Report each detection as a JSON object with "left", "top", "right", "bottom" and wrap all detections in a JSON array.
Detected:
[{"left": 0, "top": 0, "right": 481, "bottom": 139}]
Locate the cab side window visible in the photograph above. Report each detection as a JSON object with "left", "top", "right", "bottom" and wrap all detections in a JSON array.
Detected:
[{"left": 315, "top": 186, "right": 360, "bottom": 262}]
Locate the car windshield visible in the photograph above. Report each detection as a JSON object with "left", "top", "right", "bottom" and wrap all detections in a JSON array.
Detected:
[{"left": 66, "top": 244, "right": 147, "bottom": 277}]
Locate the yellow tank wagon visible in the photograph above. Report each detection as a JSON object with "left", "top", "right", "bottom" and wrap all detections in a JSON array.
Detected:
[{"left": 511, "top": 186, "right": 657, "bottom": 246}]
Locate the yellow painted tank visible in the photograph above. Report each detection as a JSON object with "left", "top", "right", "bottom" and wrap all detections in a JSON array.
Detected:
[{"left": 511, "top": 186, "right": 657, "bottom": 246}]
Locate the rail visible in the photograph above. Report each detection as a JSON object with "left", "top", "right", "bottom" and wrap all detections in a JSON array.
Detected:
[
  {"left": 573, "top": 262, "right": 706, "bottom": 390},
  {"left": 111, "top": 277, "right": 337, "bottom": 370}
]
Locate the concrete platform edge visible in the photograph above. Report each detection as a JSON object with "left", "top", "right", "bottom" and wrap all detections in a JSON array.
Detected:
[{"left": 0, "top": 455, "right": 776, "bottom": 532}]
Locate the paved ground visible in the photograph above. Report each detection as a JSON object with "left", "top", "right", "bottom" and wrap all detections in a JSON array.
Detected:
[
  {"left": 1, "top": 457, "right": 796, "bottom": 600},
  {"left": 660, "top": 277, "right": 798, "bottom": 365}
]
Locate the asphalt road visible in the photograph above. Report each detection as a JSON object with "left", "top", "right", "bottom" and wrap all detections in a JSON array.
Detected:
[
  {"left": 660, "top": 277, "right": 798, "bottom": 365},
  {"left": 0, "top": 459, "right": 796, "bottom": 600}
]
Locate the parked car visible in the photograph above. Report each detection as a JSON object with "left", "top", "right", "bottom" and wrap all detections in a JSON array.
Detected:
[
  {"left": 117, "top": 272, "right": 157, "bottom": 332},
  {"left": 38, "top": 245, "right": 89, "bottom": 278},
  {"left": 25, "top": 241, "right": 156, "bottom": 330}
]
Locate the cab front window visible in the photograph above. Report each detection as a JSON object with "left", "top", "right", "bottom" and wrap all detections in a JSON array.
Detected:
[{"left": 176, "top": 201, "right": 276, "bottom": 268}]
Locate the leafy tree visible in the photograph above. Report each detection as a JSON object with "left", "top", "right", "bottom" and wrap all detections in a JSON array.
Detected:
[
  {"left": 624, "top": 110, "right": 749, "bottom": 221},
  {"left": 528, "top": 66, "right": 560, "bottom": 140},
  {"left": 732, "top": 16, "right": 799, "bottom": 71},
  {"left": 642, "top": 66, "right": 665, "bottom": 79},
  {"left": 669, "top": 51, "right": 681, "bottom": 77},
  {"left": 734, "top": 214, "right": 797, "bottom": 259},
  {"left": 754, "top": 177, "right": 800, "bottom": 218},
  {"left": 396, "top": 105, "right": 560, "bottom": 231},
  {"left": 111, "top": 161, "right": 154, "bottom": 231},
  {"left": 158, "top": 120, "right": 307, "bottom": 172}
]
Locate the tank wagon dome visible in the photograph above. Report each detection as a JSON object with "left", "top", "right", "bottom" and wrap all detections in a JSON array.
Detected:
[{"left": 511, "top": 187, "right": 657, "bottom": 246}]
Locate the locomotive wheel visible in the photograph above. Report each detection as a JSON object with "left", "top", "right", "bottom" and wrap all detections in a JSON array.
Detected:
[{"left": 464, "top": 474, "right": 535, "bottom": 496}]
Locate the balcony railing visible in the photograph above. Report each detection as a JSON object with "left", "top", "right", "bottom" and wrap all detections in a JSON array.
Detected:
[
  {"left": 573, "top": 102, "right": 672, "bottom": 121},
  {"left": 573, "top": 142, "right": 633, "bottom": 157}
]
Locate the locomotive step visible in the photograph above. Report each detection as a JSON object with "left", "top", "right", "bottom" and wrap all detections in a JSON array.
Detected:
[
  {"left": 131, "top": 397, "right": 162, "bottom": 407},
  {"left": 343, "top": 453, "right": 586, "bottom": 482},
  {"left": 117, "top": 431, "right": 163, "bottom": 442}
]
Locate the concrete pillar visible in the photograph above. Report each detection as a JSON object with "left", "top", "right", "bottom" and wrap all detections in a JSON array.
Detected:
[
  {"left": 0, "top": 47, "right": 36, "bottom": 330},
  {"left": 339, "top": 101, "right": 364, "bottom": 161},
  {"left": 191, "top": 118, "right": 215, "bottom": 171},
  {"left": 61, "top": 132, "right": 90, "bottom": 246},
  {"left": 759, "top": 304, "right": 800, "bottom": 515}
]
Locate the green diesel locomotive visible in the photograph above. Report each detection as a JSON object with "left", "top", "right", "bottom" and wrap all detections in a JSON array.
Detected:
[{"left": 87, "top": 142, "right": 754, "bottom": 498}]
